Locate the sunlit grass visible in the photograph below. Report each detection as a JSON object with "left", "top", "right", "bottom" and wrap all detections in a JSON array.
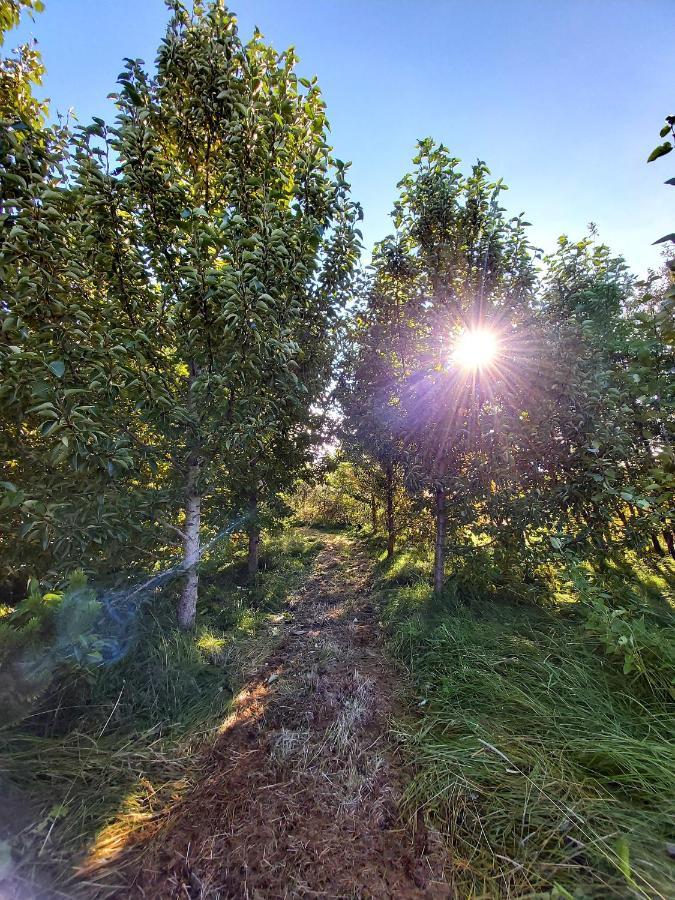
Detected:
[
  {"left": 195, "top": 627, "right": 228, "bottom": 658},
  {"left": 0, "top": 525, "right": 324, "bottom": 896},
  {"left": 373, "top": 543, "right": 675, "bottom": 898}
]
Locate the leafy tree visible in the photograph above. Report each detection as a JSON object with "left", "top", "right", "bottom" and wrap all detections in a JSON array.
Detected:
[
  {"left": 0, "top": 0, "right": 47, "bottom": 129},
  {"left": 342, "top": 140, "right": 673, "bottom": 591},
  {"left": 345, "top": 141, "right": 536, "bottom": 592},
  {"left": 0, "top": 1, "right": 359, "bottom": 628},
  {"left": 337, "top": 261, "right": 412, "bottom": 558},
  {"left": 538, "top": 231, "right": 674, "bottom": 560}
]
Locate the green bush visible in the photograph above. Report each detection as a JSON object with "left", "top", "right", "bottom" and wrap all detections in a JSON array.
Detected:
[
  {"left": 568, "top": 565, "right": 675, "bottom": 701},
  {"left": 0, "top": 572, "right": 109, "bottom": 725}
]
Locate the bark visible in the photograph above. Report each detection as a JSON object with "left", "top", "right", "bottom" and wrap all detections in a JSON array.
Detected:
[
  {"left": 247, "top": 492, "right": 260, "bottom": 580},
  {"left": 177, "top": 453, "right": 201, "bottom": 631},
  {"left": 651, "top": 532, "right": 665, "bottom": 557},
  {"left": 370, "top": 491, "right": 378, "bottom": 534},
  {"left": 663, "top": 530, "right": 675, "bottom": 560},
  {"left": 385, "top": 463, "right": 395, "bottom": 559},
  {"left": 433, "top": 486, "right": 447, "bottom": 597}
]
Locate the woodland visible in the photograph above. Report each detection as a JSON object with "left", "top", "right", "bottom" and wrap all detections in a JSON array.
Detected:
[{"left": 0, "top": 1, "right": 673, "bottom": 898}]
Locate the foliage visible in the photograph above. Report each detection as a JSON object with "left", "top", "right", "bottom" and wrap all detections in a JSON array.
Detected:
[
  {"left": 647, "top": 113, "right": 674, "bottom": 164},
  {"left": 0, "top": 571, "right": 109, "bottom": 725},
  {"left": 0, "top": 0, "right": 47, "bottom": 128},
  {"left": 1, "top": 5, "right": 674, "bottom": 896},
  {"left": 568, "top": 563, "right": 675, "bottom": 700},
  {"left": 646, "top": 111, "right": 675, "bottom": 350},
  {"left": 293, "top": 460, "right": 366, "bottom": 528},
  {"left": 340, "top": 138, "right": 675, "bottom": 595},
  {"left": 0, "top": 1, "right": 359, "bottom": 627},
  {"left": 0, "top": 0, "right": 43, "bottom": 39},
  {"left": 375, "top": 546, "right": 675, "bottom": 898}
]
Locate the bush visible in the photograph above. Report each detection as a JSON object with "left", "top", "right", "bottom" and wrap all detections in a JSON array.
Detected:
[
  {"left": 568, "top": 565, "right": 675, "bottom": 701},
  {"left": 0, "top": 572, "right": 110, "bottom": 725}
]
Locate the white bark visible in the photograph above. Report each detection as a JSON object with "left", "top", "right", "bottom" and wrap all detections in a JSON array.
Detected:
[{"left": 177, "top": 454, "right": 201, "bottom": 631}]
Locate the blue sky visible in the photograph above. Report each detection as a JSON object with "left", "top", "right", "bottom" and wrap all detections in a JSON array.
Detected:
[{"left": 12, "top": 0, "right": 674, "bottom": 275}]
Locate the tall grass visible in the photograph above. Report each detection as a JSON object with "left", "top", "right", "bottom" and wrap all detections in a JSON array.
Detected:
[
  {"left": 0, "top": 526, "right": 323, "bottom": 896},
  {"left": 377, "top": 550, "right": 675, "bottom": 898}
]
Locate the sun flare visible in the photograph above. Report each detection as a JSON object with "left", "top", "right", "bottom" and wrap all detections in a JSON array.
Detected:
[{"left": 451, "top": 328, "right": 498, "bottom": 370}]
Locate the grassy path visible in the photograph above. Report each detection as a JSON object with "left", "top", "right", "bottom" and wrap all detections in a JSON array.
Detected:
[{"left": 82, "top": 533, "right": 452, "bottom": 899}]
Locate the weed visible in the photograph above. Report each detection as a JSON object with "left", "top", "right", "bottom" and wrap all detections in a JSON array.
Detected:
[
  {"left": 0, "top": 526, "right": 323, "bottom": 896},
  {"left": 376, "top": 546, "right": 675, "bottom": 898}
]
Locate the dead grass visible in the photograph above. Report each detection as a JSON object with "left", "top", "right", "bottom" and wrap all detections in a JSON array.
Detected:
[{"left": 77, "top": 534, "right": 453, "bottom": 898}]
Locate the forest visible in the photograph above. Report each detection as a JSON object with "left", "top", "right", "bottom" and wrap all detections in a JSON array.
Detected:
[{"left": 0, "top": 1, "right": 673, "bottom": 898}]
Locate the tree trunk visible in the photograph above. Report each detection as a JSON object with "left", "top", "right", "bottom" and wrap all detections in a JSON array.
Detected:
[
  {"left": 433, "top": 486, "right": 446, "bottom": 597},
  {"left": 651, "top": 532, "right": 665, "bottom": 557},
  {"left": 247, "top": 493, "right": 259, "bottom": 580},
  {"left": 177, "top": 453, "right": 201, "bottom": 631},
  {"left": 663, "top": 530, "right": 675, "bottom": 560},
  {"left": 370, "top": 491, "right": 378, "bottom": 534},
  {"left": 385, "top": 463, "right": 395, "bottom": 559}
]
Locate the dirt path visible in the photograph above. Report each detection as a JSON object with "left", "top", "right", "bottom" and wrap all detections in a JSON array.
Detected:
[{"left": 87, "top": 533, "right": 452, "bottom": 899}]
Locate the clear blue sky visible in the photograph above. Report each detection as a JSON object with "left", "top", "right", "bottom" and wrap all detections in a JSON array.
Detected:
[{"left": 12, "top": 0, "right": 675, "bottom": 276}]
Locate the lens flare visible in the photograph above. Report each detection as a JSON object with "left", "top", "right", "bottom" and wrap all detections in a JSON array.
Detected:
[{"left": 452, "top": 328, "right": 498, "bottom": 370}]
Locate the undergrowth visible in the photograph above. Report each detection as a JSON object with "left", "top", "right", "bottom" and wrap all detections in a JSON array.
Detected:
[
  {"left": 375, "top": 545, "right": 675, "bottom": 898},
  {"left": 0, "top": 525, "right": 323, "bottom": 896}
]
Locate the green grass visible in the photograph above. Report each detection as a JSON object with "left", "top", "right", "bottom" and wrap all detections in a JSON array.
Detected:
[
  {"left": 0, "top": 525, "right": 323, "bottom": 896},
  {"left": 375, "top": 548, "right": 675, "bottom": 898}
]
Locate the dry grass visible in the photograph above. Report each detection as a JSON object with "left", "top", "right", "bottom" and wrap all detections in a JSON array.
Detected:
[
  {"left": 75, "top": 533, "right": 451, "bottom": 898},
  {"left": 0, "top": 528, "right": 325, "bottom": 898}
]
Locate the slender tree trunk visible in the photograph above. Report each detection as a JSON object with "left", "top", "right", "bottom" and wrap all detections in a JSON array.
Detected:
[
  {"left": 247, "top": 492, "right": 260, "bottom": 580},
  {"left": 385, "top": 463, "right": 395, "bottom": 559},
  {"left": 663, "top": 530, "right": 675, "bottom": 560},
  {"left": 651, "top": 532, "right": 665, "bottom": 557},
  {"left": 370, "top": 491, "right": 378, "bottom": 534},
  {"left": 433, "top": 486, "right": 446, "bottom": 597},
  {"left": 177, "top": 453, "right": 201, "bottom": 631}
]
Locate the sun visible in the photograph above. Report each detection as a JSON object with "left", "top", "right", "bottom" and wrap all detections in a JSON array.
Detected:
[{"left": 451, "top": 328, "right": 498, "bottom": 370}]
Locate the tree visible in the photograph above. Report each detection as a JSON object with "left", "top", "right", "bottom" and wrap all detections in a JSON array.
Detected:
[
  {"left": 337, "top": 260, "right": 411, "bottom": 559},
  {"left": 537, "top": 231, "right": 674, "bottom": 560},
  {"left": 0, "top": 0, "right": 47, "bottom": 129},
  {"left": 0, "top": 1, "right": 359, "bottom": 627},
  {"left": 344, "top": 140, "right": 536, "bottom": 592}
]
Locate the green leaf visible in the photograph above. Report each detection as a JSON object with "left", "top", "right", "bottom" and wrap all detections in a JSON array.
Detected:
[
  {"left": 48, "top": 360, "right": 65, "bottom": 378},
  {"left": 647, "top": 142, "right": 673, "bottom": 162},
  {"left": 551, "top": 884, "right": 576, "bottom": 900},
  {"left": 615, "top": 836, "right": 635, "bottom": 886}
]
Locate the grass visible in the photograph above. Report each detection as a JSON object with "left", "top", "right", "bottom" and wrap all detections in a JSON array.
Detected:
[
  {"left": 374, "top": 546, "right": 675, "bottom": 898},
  {"left": 0, "top": 525, "right": 324, "bottom": 897}
]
